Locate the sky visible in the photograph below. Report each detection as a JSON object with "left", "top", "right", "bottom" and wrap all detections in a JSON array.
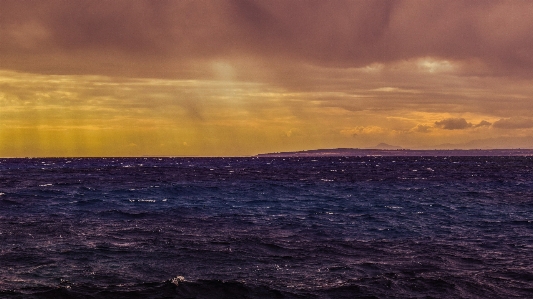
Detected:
[{"left": 1, "top": 0, "right": 533, "bottom": 157}]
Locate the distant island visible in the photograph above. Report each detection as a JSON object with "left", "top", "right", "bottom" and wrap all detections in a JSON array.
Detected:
[{"left": 257, "top": 148, "right": 533, "bottom": 157}]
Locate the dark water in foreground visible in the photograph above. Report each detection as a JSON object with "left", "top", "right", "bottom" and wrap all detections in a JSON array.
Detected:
[{"left": 1, "top": 157, "right": 532, "bottom": 298}]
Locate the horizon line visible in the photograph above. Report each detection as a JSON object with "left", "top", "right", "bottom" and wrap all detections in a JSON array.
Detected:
[{"left": 2, "top": 148, "right": 533, "bottom": 159}]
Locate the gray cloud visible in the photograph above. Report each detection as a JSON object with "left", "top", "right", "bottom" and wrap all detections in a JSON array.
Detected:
[
  {"left": 412, "top": 124, "right": 432, "bottom": 133},
  {"left": 474, "top": 120, "right": 492, "bottom": 128},
  {"left": 492, "top": 117, "right": 533, "bottom": 129},
  {"left": 435, "top": 118, "right": 472, "bottom": 130}
]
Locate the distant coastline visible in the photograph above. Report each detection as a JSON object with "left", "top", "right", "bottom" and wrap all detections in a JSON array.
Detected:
[{"left": 257, "top": 148, "right": 533, "bottom": 157}]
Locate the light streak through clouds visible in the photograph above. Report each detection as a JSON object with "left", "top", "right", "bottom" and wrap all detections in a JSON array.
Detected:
[{"left": 1, "top": 1, "right": 533, "bottom": 156}]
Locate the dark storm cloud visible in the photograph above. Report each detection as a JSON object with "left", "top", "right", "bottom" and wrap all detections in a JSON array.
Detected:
[{"left": 1, "top": 0, "right": 533, "bottom": 78}]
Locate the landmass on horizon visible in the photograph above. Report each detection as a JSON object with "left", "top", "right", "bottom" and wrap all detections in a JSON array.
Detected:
[{"left": 257, "top": 147, "right": 533, "bottom": 157}]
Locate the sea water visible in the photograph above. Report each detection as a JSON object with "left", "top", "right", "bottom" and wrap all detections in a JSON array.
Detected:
[{"left": 0, "top": 157, "right": 532, "bottom": 298}]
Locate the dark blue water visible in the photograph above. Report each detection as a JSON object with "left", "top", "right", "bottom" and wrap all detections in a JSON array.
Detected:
[{"left": 1, "top": 157, "right": 532, "bottom": 298}]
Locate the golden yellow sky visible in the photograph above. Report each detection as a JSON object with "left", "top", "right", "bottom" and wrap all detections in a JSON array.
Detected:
[{"left": 1, "top": 1, "right": 533, "bottom": 156}]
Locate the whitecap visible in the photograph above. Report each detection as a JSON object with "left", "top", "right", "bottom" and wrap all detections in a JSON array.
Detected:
[
  {"left": 130, "top": 199, "right": 156, "bottom": 203},
  {"left": 385, "top": 205, "right": 402, "bottom": 209},
  {"left": 170, "top": 276, "right": 185, "bottom": 286},
  {"left": 141, "top": 199, "right": 156, "bottom": 202}
]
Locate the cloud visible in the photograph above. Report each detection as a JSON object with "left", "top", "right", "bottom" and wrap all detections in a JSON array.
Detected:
[
  {"left": 474, "top": 120, "right": 492, "bottom": 128},
  {"left": 412, "top": 124, "right": 432, "bottom": 133},
  {"left": 1, "top": 1, "right": 533, "bottom": 78},
  {"left": 433, "top": 118, "right": 491, "bottom": 131},
  {"left": 3, "top": 1, "right": 533, "bottom": 156},
  {"left": 340, "top": 126, "right": 386, "bottom": 136},
  {"left": 492, "top": 117, "right": 533, "bottom": 129},
  {"left": 434, "top": 118, "right": 472, "bottom": 130}
]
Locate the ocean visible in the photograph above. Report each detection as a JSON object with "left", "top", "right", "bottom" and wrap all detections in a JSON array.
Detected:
[{"left": 0, "top": 156, "right": 532, "bottom": 298}]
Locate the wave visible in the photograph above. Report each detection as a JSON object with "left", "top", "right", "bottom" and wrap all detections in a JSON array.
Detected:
[
  {"left": 1, "top": 278, "right": 304, "bottom": 299},
  {"left": 0, "top": 277, "right": 400, "bottom": 299},
  {"left": 4, "top": 275, "right": 527, "bottom": 299},
  {"left": 95, "top": 209, "right": 150, "bottom": 219}
]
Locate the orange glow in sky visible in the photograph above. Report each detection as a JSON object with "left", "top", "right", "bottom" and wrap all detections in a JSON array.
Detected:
[{"left": 1, "top": 1, "right": 533, "bottom": 156}]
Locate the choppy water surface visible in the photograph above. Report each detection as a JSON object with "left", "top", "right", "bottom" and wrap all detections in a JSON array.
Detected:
[{"left": 1, "top": 157, "right": 532, "bottom": 298}]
